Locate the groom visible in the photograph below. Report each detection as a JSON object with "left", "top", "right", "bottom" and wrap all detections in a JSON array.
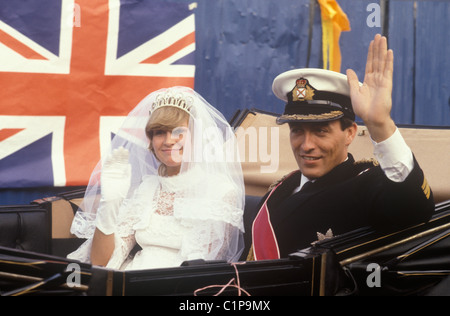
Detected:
[{"left": 244, "top": 34, "right": 435, "bottom": 261}]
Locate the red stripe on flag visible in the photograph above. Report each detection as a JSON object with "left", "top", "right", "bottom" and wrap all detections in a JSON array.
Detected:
[
  {"left": 141, "top": 31, "right": 195, "bottom": 64},
  {"left": 0, "top": 128, "right": 24, "bottom": 142},
  {"left": 0, "top": 0, "right": 195, "bottom": 187},
  {"left": 0, "top": 29, "right": 48, "bottom": 60}
]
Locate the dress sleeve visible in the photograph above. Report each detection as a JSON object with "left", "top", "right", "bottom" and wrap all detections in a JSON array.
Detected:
[
  {"left": 106, "top": 234, "right": 136, "bottom": 270},
  {"left": 105, "top": 197, "right": 141, "bottom": 269},
  {"left": 175, "top": 189, "right": 245, "bottom": 263},
  {"left": 68, "top": 197, "right": 139, "bottom": 267}
]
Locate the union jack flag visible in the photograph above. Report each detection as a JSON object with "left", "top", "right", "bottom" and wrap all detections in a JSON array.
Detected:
[{"left": 0, "top": 0, "right": 196, "bottom": 188}]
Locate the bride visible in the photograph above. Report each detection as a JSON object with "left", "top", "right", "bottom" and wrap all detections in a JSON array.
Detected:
[{"left": 68, "top": 87, "right": 245, "bottom": 270}]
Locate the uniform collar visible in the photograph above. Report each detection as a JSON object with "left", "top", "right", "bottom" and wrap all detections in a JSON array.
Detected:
[{"left": 292, "top": 154, "right": 354, "bottom": 194}]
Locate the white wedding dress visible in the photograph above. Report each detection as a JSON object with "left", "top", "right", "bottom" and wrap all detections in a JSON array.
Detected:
[
  {"left": 68, "top": 86, "right": 245, "bottom": 271},
  {"left": 69, "top": 166, "right": 244, "bottom": 270}
]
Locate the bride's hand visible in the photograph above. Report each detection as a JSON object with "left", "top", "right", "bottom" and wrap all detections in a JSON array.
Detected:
[{"left": 101, "top": 146, "right": 132, "bottom": 202}]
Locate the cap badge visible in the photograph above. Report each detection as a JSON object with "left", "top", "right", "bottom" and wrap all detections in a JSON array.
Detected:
[{"left": 292, "top": 78, "right": 316, "bottom": 102}]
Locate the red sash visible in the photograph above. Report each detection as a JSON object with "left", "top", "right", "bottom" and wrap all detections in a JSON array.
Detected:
[{"left": 251, "top": 181, "right": 284, "bottom": 260}]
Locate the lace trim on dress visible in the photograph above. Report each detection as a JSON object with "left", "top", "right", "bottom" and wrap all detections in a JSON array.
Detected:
[
  {"left": 154, "top": 190, "right": 175, "bottom": 216},
  {"left": 70, "top": 211, "right": 97, "bottom": 239}
]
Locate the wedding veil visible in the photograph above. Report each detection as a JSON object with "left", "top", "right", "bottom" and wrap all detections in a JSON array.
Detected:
[{"left": 70, "top": 86, "right": 245, "bottom": 265}]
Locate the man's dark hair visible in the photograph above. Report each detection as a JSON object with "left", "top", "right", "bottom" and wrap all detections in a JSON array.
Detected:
[{"left": 339, "top": 117, "right": 355, "bottom": 131}]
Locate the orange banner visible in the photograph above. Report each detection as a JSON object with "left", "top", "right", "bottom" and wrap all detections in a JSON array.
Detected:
[{"left": 317, "top": 0, "right": 351, "bottom": 72}]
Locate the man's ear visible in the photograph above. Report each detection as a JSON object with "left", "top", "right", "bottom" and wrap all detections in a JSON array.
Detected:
[{"left": 345, "top": 122, "right": 358, "bottom": 147}]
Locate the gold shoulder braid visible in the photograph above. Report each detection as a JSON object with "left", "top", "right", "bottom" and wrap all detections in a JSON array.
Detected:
[
  {"left": 354, "top": 158, "right": 379, "bottom": 167},
  {"left": 354, "top": 158, "right": 379, "bottom": 176}
]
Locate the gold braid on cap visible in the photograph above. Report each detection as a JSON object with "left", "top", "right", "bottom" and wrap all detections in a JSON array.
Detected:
[
  {"left": 278, "top": 110, "right": 343, "bottom": 121},
  {"left": 150, "top": 90, "right": 194, "bottom": 115}
]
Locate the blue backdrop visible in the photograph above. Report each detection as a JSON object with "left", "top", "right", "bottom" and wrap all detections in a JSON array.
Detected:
[{"left": 192, "top": 0, "right": 449, "bottom": 125}]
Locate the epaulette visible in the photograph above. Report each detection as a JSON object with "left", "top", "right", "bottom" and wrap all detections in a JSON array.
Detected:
[
  {"left": 354, "top": 158, "right": 379, "bottom": 167},
  {"left": 354, "top": 158, "right": 379, "bottom": 176}
]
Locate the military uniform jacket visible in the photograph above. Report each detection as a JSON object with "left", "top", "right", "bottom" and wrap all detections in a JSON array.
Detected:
[{"left": 244, "top": 154, "right": 435, "bottom": 259}]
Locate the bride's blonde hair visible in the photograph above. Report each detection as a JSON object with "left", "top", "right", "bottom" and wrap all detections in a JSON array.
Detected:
[
  {"left": 145, "top": 106, "right": 190, "bottom": 139},
  {"left": 145, "top": 106, "right": 190, "bottom": 176}
]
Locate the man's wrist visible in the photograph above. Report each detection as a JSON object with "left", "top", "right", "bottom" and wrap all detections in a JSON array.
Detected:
[{"left": 365, "top": 118, "right": 397, "bottom": 143}]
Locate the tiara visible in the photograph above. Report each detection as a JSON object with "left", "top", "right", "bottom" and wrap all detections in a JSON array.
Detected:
[{"left": 150, "top": 90, "right": 194, "bottom": 115}]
